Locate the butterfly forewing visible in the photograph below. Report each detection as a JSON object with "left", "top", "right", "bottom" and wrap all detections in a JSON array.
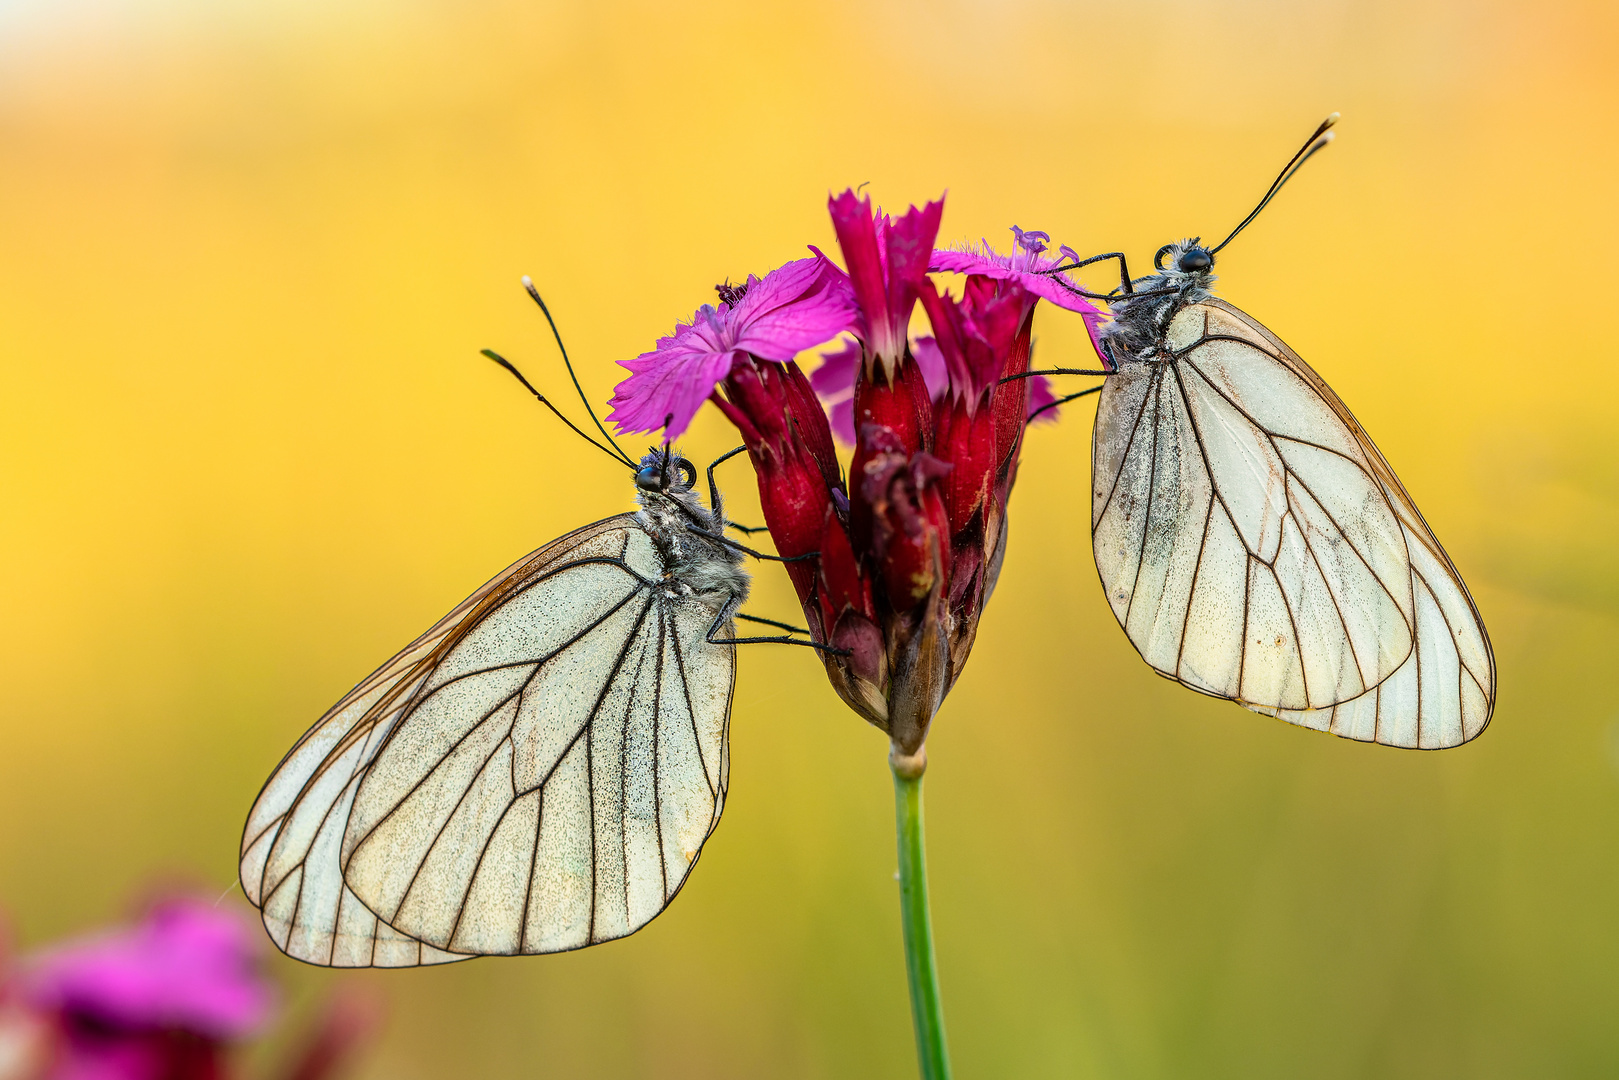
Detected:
[
  {"left": 239, "top": 515, "right": 738, "bottom": 965},
  {"left": 1092, "top": 299, "right": 1494, "bottom": 746}
]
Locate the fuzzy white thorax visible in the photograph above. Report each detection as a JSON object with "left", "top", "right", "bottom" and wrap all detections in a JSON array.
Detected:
[{"left": 632, "top": 448, "right": 751, "bottom": 611}]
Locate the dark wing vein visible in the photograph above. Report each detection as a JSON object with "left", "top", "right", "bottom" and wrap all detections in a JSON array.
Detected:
[
  {"left": 1167, "top": 361, "right": 1250, "bottom": 579},
  {"left": 652, "top": 605, "right": 669, "bottom": 900},
  {"left": 345, "top": 577, "right": 647, "bottom": 859},
  {"left": 518, "top": 789, "right": 544, "bottom": 954},
  {"left": 442, "top": 738, "right": 521, "bottom": 952},
  {"left": 1238, "top": 545, "right": 1251, "bottom": 694},
  {"left": 1269, "top": 554, "right": 1312, "bottom": 705},
  {"left": 1172, "top": 478, "right": 1217, "bottom": 680},
  {"left": 1096, "top": 367, "right": 1159, "bottom": 526},
  {"left": 1123, "top": 369, "right": 1164, "bottom": 629},
  {"left": 670, "top": 617, "right": 716, "bottom": 802},
  {"left": 1294, "top": 506, "right": 1369, "bottom": 690},
  {"left": 580, "top": 592, "right": 657, "bottom": 944}
]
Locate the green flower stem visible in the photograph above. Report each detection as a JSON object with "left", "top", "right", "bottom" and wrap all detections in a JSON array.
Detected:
[{"left": 892, "top": 754, "right": 952, "bottom": 1080}]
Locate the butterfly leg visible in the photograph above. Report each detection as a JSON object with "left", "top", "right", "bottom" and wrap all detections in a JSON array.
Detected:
[
  {"left": 685, "top": 523, "right": 820, "bottom": 563},
  {"left": 705, "top": 600, "right": 850, "bottom": 655},
  {"left": 1028, "top": 383, "right": 1103, "bottom": 423},
  {"left": 701, "top": 446, "right": 769, "bottom": 533},
  {"left": 1040, "top": 250, "right": 1143, "bottom": 297},
  {"left": 704, "top": 445, "right": 747, "bottom": 514},
  {"left": 1067, "top": 250, "right": 1134, "bottom": 293},
  {"left": 736, "top": 613, "right": 811, "bottom": 635}
]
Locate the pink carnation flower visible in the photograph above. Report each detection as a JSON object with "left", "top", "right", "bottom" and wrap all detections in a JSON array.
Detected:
[{"left": 606, "top": 193, "right": 1113, "bottom": 764}]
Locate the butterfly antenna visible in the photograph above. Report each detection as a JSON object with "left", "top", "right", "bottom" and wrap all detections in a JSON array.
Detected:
[
  {"left": 521, "top": 277, "right": 637, "bottom": 467},
  {"left": 1210, "top": 113, "right": 1338, "bottom": 255},
  {"left": 480, "top": 349, "right": 637, "bottom": 471}
]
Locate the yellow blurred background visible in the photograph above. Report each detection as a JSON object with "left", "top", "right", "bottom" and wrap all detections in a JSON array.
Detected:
[{"left": 2, "top": 0, "right": 1616, "bottom": 1075}]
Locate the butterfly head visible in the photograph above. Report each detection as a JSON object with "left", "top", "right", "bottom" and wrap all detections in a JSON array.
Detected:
[
  {"left": 635, "top": 446, "right": 698, "bottom": 497},
  {"left": 1098, "top": 239, "right": 1217, "bottom": 361},
  {"left": 1154, "top": 239, "right": 1216, "bottom": 282}
]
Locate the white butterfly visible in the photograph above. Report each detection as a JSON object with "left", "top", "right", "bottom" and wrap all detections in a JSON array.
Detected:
[
  {"left": 239, "top": 446, "right": 790, "bottom": 966},
  {"left": 1058, "top": 118, "right": 1494, "bottom": 748}
]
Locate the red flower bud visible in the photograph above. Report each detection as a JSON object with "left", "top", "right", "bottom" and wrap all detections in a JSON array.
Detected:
[
  {"left": 713, "top": 357, "right": 841, "bottom": 605},
  {"left": 858, "top": 431, "right": 953, "bottom": 612}
]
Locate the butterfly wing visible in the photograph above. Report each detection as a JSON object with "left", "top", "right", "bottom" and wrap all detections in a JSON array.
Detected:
[
  {"left": 240, "top": 514, "right": 733, "bottom": 965},
  {"left": 236, "top": 521, "right": 606, "bottom": 969},
  {"left": 1091, "top": 299, "right": 1493, "bottom": 747},
  {"left": 336, "top": 520, "right": 736, "bottom": 957},
  {"left": 1199, "top": 300, "right": 1496, "bottom": 747}
]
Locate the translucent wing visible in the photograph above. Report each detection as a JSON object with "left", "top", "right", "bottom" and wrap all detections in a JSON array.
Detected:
[
  {"left": 338, "top": 526, "right": 735, "bottom": 957},
  {"left": 239, "top": 515, "right": 737, "bottom": 964},
  {"left": 1092, "top": 299, "right": 1494, "bottom": 747}
]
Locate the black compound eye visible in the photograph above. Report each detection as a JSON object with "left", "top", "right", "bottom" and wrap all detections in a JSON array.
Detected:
[
  {"left": 635, "top": 465, "right": 663, "bottom": 491},
  {"left": 1177, "top": 248, "right": 1213, "bottom": 273}
]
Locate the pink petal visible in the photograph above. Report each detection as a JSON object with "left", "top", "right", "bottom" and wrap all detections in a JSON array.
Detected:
[
  {"left": 608, "top": 311, "right": 739, "bottom": 441},
  {"left": 609, "top": 256, "right": 857, "bottom": 441},
  {"left": 930, "top": 246, "right": 1108, "bottom": 319},
  {"left": 829, "top": 192, "right": 944, "bottom": 369},
  {"left": 730, "top": 257, "right": 858, "bottom": 361},
  {"left": 883, "top": 199, "right": 945, "bottom": 317},
  {"left": 1026, "top": 373, "right": 1061, "bottom": 424},
  {"left": 829, "top": 190, "right": 890, "bottom": 354},
  {"left": 909, "top": 336, "right": 948, "bottom": 404}
]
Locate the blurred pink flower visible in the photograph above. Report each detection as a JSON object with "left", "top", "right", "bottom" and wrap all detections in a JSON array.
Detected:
[
  {"left": 0, "top": 895, "right": 375, "bottom": 1080},
  {"left": 24, "top": 901, "right": 272, "bottom": 1041},
  {"left": 15, "top": 899, "right": 272, "bottom": 1080}
]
